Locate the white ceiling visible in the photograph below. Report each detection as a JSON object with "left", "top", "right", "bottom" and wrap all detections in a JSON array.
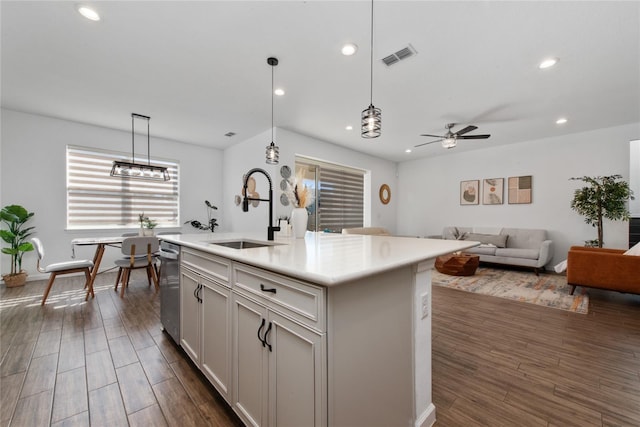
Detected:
[{"left": 2, "top": 1, "right": 639, "bottom": 162}]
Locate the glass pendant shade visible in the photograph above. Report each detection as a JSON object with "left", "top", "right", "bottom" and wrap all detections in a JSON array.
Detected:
[
  {"left": 361, "top": 0, "right": 381, "bottom": 139},
  {"left": 441, "top": 137, "right": 457, "bottom": 149},
  {"left": 266, "top": 57, "right": 280, "bottom": 164},
  {"left": 266, "top": 141, "right": 279, "bottom": 165},
  {"left": 361, "top": 104, "right": 381, "bottom": 138}
]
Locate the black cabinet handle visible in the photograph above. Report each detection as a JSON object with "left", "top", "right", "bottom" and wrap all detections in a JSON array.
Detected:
[
  {"left": 264, "top": 321, "right": 273, "bottom": 352},
  {"left": 260, "top": 284, "right": 277, "bottom": 294},
  {"left": 198, "top": 284, "right": 203, "bottom": 304},
  {"left": 257, "top": 318, "right": 266, "bottom": 347},
  {"left": 193, "top": 283, "right": 199, "bottom": 301}
]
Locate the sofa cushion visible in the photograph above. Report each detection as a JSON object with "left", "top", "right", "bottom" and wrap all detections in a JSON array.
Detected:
[
  {"left": 465, "top": 233, "right": 508, "bottom": 248},
  {"left": 465, "top": 246, "right": 497, "bottom": 256},
  {"left": 501, "top": 228, "right": 546, "bottom": 249},
  {"left": 495, "top": 248, "right": 540, "bottom": 260}
]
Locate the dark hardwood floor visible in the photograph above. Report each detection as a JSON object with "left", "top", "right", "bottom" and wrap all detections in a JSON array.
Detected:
[{"left": 1, "top": 269, "right": 639, "bottom": 426}]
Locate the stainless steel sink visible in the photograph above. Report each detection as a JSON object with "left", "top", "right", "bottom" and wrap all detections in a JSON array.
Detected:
[{"left": 206, "top": 239, "right": 282, "bottom": 249}]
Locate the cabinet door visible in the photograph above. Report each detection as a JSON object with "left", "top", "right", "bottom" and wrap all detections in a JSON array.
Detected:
[
  {"left": 201, "top": 277, "right": 231, "bottom": 400},
  {"left": 267, "top": 311, "right": 326, "bottom": 427},
  {"left": 232, "top": 293, "right": 268, "bottom": 427},
  {"left": 180, "top": 268, "right": 200, "bottom": 364}
]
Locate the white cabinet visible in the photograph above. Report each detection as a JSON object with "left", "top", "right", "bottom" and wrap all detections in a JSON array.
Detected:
[
  {"left": 180, "top": 249, "right": 232, "bottom": 400},
  {"left": 232, "top": 264, "right": 326, "bottom": 427}
]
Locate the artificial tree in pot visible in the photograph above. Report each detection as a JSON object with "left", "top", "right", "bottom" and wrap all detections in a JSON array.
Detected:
[
  {"left": 1, "top": 205, "right": 35, "bottom": 287},
  {"left": 570, "top": 175, "right": 633, "bottom": 248}
]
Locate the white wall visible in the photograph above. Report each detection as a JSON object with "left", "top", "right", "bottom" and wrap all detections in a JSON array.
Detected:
[
  {"left": 630, "top": 140, "right": 640, "bottom": 216},
  {"left": 397, "top": 123, "right": 640, "bottom": 266},
  {"left": 221, "top": 127, "right": 398, "bottom": 238},
  {"left": 0, "top": 109, "right": 223, "bottom": 278}
]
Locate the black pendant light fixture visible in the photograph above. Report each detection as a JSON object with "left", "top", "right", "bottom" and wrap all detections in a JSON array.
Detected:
[
  {"left": 361, "top": 0, "right": 381, "bottom": 138},
  {"left": 110, "top": 113, "right": 170, "bottom": 181},
  {"left": 265, "top": 57, "right": 280, "bottom": 165}
]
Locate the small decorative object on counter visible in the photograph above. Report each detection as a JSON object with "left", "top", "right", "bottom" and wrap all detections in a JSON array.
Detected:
[
  {"left": 138, "top": 213, "right": 157, "bottom": 236},
  {"left": 284, "top": 167, "right": 314, "bottom": 238}
]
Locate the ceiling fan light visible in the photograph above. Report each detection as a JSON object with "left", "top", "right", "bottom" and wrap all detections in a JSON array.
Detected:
[{"left": 441, "top": 137, "right": 456, "bottom": 149}]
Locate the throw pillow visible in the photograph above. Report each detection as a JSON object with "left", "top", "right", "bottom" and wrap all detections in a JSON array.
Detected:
[
  {"left": 464, "top": 233, "right": 508, "bottom": 248},
  {"left": 623, "top": 242, "right": 640, "bottom": 256}
]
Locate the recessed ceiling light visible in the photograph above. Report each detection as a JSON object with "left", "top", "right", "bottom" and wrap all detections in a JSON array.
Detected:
[
  {"left": 77, "top": 5, "right": 100, "bottom": 21},
  {"left": 341, "top": 43, "right": 358, "bottom": 56},
  {"left": 539, "top": 57, "right": 558, "bottom": 69},
  {"left": 405, "top": 149, "right": 412, "bottom": 153},
  {"left": 346, "top": 125, "right": 353, "bottom": 131},
  {"left": 274, "top": 88, "right": 285, "bottom": 96},
  {"left": 556, "top": 117, "right": 568, "bottom": 124}
]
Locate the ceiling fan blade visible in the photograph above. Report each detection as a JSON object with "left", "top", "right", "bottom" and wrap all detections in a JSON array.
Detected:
[
  {"left": 454, "top": 125, "right": 478, "bottom": 136},
  {"left": 457, "top": 134, "right": 491, "bottom": 139},
  {"left": 414, "top": 139, "right": 442, "bottom": 147},
  {"left": 419, "top": 134, "right": 444, "bottom": 138}
]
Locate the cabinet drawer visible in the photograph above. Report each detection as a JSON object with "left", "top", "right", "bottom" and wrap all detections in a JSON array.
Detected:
[
  {"left": 182, "top": 248, "right": 230, "bottom": 284},
  {"left": 234, "top": 264, "right": 325, "bottom": 331}
]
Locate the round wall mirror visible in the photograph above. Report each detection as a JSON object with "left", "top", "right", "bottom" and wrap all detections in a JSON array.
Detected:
[{"left": 379, "top": 184, "right": 391, "bottom": 205}]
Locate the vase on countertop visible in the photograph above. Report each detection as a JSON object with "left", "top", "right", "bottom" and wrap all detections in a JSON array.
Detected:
[{"left": 290, "top": 207, "right": 308, "bottom": 239}]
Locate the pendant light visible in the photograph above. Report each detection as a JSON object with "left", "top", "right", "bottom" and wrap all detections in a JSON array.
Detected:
[
  {"left": 110, "top": 113, "right": 170, "bottom": 181},
  {"left": 361, "top": 0, "right": 381, "bottom": 138},
  {"left": 265, "top": 57, "right": 280, "bottom": 165}
]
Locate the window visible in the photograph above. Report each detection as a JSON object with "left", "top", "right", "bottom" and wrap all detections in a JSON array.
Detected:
[
  {"left": 66, "top": 145, "right": 179, "bottom": 229},
  {"left": 296, "top": 157, "right": 365, "bottom": 233}
]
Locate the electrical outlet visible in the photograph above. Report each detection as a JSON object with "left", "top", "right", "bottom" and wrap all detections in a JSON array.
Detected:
[{"left": 421, "top": 292, "right": 429, "bottom": 319}]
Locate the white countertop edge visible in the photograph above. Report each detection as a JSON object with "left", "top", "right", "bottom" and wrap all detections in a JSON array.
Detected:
[{"left": 160, "top": 232, "right": 479, "bottom": 286}]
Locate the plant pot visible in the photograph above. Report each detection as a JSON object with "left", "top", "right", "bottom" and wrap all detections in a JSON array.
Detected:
[
  {"left": 3, "top": 271, "right": 28, "bottom": 287},
  {"left": 143, "top": 229, "right": 155, "bottom": 237}
]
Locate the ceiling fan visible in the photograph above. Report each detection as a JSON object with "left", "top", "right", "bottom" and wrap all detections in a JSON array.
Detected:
[{"left": 416, "top": 123, "right": 491, "bottom": 149}]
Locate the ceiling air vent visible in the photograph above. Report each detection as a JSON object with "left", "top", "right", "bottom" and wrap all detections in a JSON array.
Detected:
[{"left": 381, "top": 44, "right": 417, "bottom": 67}]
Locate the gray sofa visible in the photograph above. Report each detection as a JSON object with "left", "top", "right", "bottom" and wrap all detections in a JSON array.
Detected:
[{"left": 442, "top": 226, "right": 554, "bottom": 274}]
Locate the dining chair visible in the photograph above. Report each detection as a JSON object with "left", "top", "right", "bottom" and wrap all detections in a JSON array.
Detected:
[
  {"left": 31, "top": 238, "right": 95, "bottom": 306},
  {"left": 114, "top": 236, "right": 160, "bottom": 297}
]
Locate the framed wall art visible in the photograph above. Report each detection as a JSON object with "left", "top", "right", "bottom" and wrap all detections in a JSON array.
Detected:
[
  {"left": 460, "top": 180, "right": 479, "bottom": 205},
  {"left": 508, "top": 175, "right": 532, "bottom": 204},
  {"left": 483, "top": 178, "right": 504, "bottom": 205}
]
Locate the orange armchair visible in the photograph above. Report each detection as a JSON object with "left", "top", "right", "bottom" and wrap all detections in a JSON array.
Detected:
[{"left": 566, "top": 246, "right": 640, "bottom": 295}]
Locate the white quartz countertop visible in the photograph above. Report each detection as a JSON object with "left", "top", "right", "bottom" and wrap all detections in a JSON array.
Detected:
[{"left": 160, "top": 232, "right": 479, "bottom": 286}]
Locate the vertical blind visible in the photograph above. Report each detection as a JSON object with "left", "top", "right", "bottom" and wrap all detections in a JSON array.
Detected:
[
  {"left": 67, "top": 145, "right": 180, "bottom": 229},
  {"left": 297, "top": 159, "right": 364, "bottom": 232}
]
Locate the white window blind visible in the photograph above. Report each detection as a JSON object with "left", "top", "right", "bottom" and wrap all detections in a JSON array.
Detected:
[
  {"left": 67, "top": 145, "right": 179, "bottom": 229},
  {"left": 297, "top": 158, "right": 364, "bottom": 233}
]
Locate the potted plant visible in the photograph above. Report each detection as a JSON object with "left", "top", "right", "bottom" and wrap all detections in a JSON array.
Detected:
[
  {"left": 138, "top": 213, "right": 157, "bottom": 236},
  {"left": 570, "top": 175, "right": 634, "bottom": 247},
  {"left": 1, "top": 205, "right": 35, "bottom": 287}
]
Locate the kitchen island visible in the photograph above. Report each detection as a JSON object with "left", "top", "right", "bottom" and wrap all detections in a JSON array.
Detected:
[{"left": 160, "top": 231, "right": 477, "bottom": 427}]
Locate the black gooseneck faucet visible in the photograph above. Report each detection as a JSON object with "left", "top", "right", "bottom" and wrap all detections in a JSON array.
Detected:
[{"left": 242, "top": 168, "right": 280, "bottom": 241}]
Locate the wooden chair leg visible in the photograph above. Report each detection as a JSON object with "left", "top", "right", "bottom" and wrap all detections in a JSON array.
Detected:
[
  {"left": 114, "top": 268, "right": 123, "bottom": 292},
  {"left": 149, "top": 265, "right": 160, "bottom": 292},
  {"left": 84, "top": 268, "right": 94, "bottom": 301},
  {"left": 120, "top": 269, "right": 130, "bottom": 298},
  {"left": 570, "top": 284, "right": 576, "bottom": 295},
  {"left": 41, "top": 273, "right": 57, "bottom": 306},
  {"left": 146, "top": 267, "right": 152, "bottom": 287}
]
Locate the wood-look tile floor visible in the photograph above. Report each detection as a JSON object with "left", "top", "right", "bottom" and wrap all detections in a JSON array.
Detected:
[
  {"left": 1, "top": 269, "right": 639, "bottom": 426},
  {"left": 0, "top": 271, "right": 243, "bottom": 427}
]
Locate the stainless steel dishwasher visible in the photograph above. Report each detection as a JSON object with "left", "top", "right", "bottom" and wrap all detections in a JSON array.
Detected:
[{"left": 159, "top": 241, "right": 180, "bottom": 344}]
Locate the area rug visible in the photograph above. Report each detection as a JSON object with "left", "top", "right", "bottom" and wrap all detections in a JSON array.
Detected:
[{"left": 432, "top": 268, "right": 589, "bottom": 314}]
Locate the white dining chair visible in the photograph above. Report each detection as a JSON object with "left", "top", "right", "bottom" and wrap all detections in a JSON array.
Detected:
[
  {"left": 114, "top": 236, "right": 160, "bottom": 297},
  {"left": 32, "top": 238, "right": 95, "bottom": 305}
]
